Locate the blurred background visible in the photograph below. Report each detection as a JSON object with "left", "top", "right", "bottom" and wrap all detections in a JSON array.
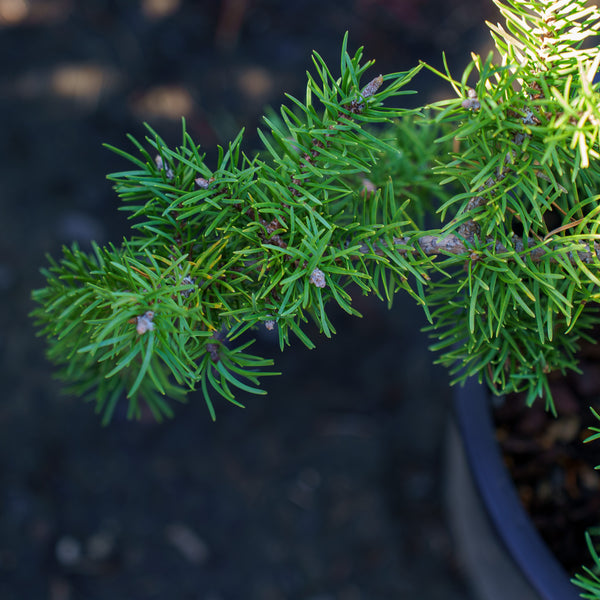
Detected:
[{"left": 0, "top": 0, "right": 500, "bottom": 598}]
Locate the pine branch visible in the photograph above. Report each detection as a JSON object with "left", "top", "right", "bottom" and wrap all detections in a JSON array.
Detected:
[
  {"left": 380, "top": 231, "right": 600, "bottom": 265},
  {"left": 29, "top": 1, "right": 600, "bottom": 586},
  {"left": 31, "top": 1, "right": 600, "bottom": 426}
]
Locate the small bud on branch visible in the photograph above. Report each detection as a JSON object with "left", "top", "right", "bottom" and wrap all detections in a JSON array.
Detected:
[
  {"left": 136, "top": 311, "right": 155, "bottom": 335},
  {"left": 309, "top": 268, "right": 326, "bottom": 288},
  {"left": 361, "top": 74, "right": 383, "bottom": 98}
]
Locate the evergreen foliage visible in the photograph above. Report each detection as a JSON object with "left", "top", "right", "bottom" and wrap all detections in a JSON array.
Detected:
[
  {"left": 30, "top": 0, "right": 600, "bottom": 591},
  {"left": 33, "top": 37, "right": 432, "bottom": 423},
  {"left": 32, "top": 0, "right": 600, "bottom": 420},
  {"left": 33, "top": 0, "right": 600, "bottom": 423}
]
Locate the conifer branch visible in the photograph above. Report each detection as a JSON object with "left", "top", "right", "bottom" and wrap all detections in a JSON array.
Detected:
[
  {"left": 31, "top": 1, "right": 600, "bottom": 427},
  {"left": 387, "top": 233, "right": 600, "bottom": 264},
  {"left": 29, "top": 1, "right": 600, "bottom": 587}
]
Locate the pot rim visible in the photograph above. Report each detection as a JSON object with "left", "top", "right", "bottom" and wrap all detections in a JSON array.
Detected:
[{"left": 453, "top": 377, "right": 580, "bottom": 600}]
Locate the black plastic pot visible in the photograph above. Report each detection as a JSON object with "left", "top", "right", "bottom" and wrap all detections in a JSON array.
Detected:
[{"left": 445, "top": 377, "right": 581, "bottom": 600}]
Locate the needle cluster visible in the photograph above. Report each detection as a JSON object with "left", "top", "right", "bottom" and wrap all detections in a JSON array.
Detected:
[{"left": 32, "top": 0, "right": 600, "bottom": 428}]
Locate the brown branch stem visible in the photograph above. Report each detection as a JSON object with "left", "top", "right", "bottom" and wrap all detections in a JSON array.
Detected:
[{"left": 355, "top": 233, "right": 600, "bottom": 265}]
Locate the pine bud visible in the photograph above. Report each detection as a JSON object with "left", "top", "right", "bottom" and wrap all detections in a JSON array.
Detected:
[
  {"left": 361, "top": 74, "right": 383, "bottom": 99},
  {"left": 154, "top": 154, "right": 174, "bottom": 180},
  {"left": 195, "top": 177, "right": 211, "bottom": 189},
  {"left": 309, "top": 268, "right": 326, "bottom": 288},
  {"left": 461, "top": 88, "right": 480, "bottom": 110},
  {"left": 135, "top": 311, "right": 155, "bottom": 335}
]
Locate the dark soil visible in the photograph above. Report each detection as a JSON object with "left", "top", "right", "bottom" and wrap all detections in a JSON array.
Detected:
[
  {"left": 494, "top": 344, "right": 600, "bottom": 576},
  {"left": 1, "top": 1, "right": 504, "bottom": 599}
]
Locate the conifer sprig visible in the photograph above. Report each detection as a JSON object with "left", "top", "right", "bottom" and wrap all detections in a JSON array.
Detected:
[
  {"left": 30, "top": 0, "right": 600, "bottom": 590},
  {"left": 419, "top": 0, "right": 600, "bottom": 411},
  {"left": 32, "top": 34, "right": 430, "bottom": 422},
  {"left": 32, "top": 1, "right": 600, "bottom": 422}
]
